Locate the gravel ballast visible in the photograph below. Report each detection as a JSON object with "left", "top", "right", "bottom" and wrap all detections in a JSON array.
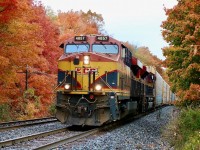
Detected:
[
  {"left": 0, "top": 106, "right": 177, "bottom": 150},
  {"left": 61, "top": 106, "right": 177, "bottom": 150},
  {"left": 0, "top": 122, "right": 68, "bottom": 142}
]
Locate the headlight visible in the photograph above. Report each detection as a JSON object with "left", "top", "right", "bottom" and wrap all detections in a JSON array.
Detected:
[
  {"left": 83, "top": 55, "right": 90, "bottom": 65},
  {"left": 95, "top": 84, "right": 102, "bottom": 91},
  {"left": 110, "top": 96, "right": 115, "bottom": 99},
  {"left": 64, "top": 84, "right": 70, "bottom": 90}
]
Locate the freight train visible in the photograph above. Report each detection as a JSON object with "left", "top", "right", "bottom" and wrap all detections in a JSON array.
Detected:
[{"left": 55, "top": 35, "right": 175, "bottom": 126}]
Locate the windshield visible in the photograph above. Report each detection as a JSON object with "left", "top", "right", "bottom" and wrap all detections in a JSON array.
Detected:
[
  {"left": 65, "top": 44, "right": 89, "bottom": 53},
  {"left": 92, "top": 44, "right": 118, "bottom": 54}
]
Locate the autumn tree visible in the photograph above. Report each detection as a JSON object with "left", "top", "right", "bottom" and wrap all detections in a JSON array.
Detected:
[
  {"left": 123, "top": 42, "right": 163, "bottom": 75},
  {"left": 0, "top": 0, "right": 36, "bottom": 119},
  {"left": 57, "top": 10, "right": 104, "bottom": 42},
  {"left": 161, "top": 0, "right": 200, "bottom": 106},
  {"left": 82, "top": 10, "right": 105, "bottom": 34},
  {"left": 134, "top": 47, "right": 161, "bottom": 66},
  {"left": 123, "top": 41, "right": 138, "bottom": 54},
  {"left": 0, "top": 0, "right": 61, "bottom": 121},
  {"left": 0, "top": 0, "right": 45, "bottom": 103},
  {"left": 45, "top": 6, "right": 58, "bottom": 21},
  {"left": 23, "top": 2, "right": 61, "bottom": 118},
  {"left": 32, "top": 2, "right": 61, "bottom": 73}
]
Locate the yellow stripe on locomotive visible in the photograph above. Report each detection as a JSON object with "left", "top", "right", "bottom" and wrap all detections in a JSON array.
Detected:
[{"left": 57, "top": 59, "right": 131, "bottom": 95}]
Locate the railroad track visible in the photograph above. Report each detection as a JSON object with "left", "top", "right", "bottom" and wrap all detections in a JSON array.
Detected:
[
  {"left": 34, "top": 128, "right": 99, "bottom": 150},
  {"left": 0, "top": 125, "right": 97, "bottom": 149},
  {"left": 34, "top": 109, "right": 158, "bottom": 150},
  {"left": 0, "top": 117, "right": 58, "bottom": 132},
  {"left": 0, "top": 106, "right": 167, "bottom": 149},
  {"left": 38, "top": 109, "right": 167, "bottom": 149},
  {"left": 0, "top": 128, "right": 67, "bottom": 148}
]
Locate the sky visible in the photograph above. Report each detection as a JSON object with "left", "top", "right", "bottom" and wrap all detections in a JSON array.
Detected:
[{"left": 40, "top": 0, "right": 178, "bottom": 60}]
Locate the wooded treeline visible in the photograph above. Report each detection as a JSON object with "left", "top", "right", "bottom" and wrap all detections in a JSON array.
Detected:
[
  {"left": 161, "top": 0, "right": 200, "bottom": 107},
  {"left": 161, "top": 1, "right": 200, "bottom": 149}
]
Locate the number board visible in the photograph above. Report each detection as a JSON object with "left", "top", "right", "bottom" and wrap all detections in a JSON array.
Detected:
[
  {"left": 74, "top": 36, "right": 87, "bottom": 41},
  {"left": 96, "top": 36, "right": 109, "bottom": 41}
]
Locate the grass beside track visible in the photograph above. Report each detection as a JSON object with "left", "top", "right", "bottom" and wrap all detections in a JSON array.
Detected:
[{"left": 163, "top": 107, "right": 200, "bottom": 150}]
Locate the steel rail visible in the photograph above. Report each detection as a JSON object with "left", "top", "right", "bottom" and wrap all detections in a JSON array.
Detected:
[
  {"left": 34, "top": 128, "right": 99, "bottom": 150},
  {"left": 0, "top": 117, "right": 55, "bottom": 126},
  {"left": 0, "top": 118, "right": 57, "bottom": 132},
  {"left": 0, "top": 128, "right": 67, "bottom": 148}
]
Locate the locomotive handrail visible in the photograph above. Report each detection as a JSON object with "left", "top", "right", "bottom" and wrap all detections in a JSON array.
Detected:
[
  {"left": 99, "top": 76, "right": 115, "bottom": 93},
  {"left": 67, "top": 97, "right": 98, "bottom": 108},
  {"left": 54, "top": 73, "right": 69, "bottom": 91}
]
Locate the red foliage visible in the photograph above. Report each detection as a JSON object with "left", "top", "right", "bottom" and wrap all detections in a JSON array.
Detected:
[
  {"left": 28, "top": 74, "right": 55, "bottom": 104},
  {"left": 183, "top": 84, "right": 200, "bottom": 101},
  {"left": 58, "top": 10, "right": 104, "bottom": 42},
  {"left": 32, "top": 3, "right": 61, "bottom": 73},
  {"left": 0, "top": 0, "right": 60, "bottom": 119},
  {"left": 0, "top": 0, "right": 17, "bottom": 23}
]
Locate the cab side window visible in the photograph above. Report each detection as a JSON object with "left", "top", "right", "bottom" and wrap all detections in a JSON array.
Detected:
[{"left": 123, "top": 48, "right": 132, "bottom": 67}]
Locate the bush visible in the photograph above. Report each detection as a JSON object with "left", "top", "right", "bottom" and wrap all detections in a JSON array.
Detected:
[
  {"left": 49, "top": 104, "right": 56, "bottom": 116},
  {"left": 183, "top": 131, "right": 200, "bottom": 150},
  {"left": 163, "top": 108, "right": 200, "bottom": 150},
  {"left": 0, "top": 103, "right": 12, "bottom": 122}
]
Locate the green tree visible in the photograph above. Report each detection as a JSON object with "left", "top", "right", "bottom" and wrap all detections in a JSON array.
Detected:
[{"left": 161, "top": 0, "right": 200, "bottom": 106}]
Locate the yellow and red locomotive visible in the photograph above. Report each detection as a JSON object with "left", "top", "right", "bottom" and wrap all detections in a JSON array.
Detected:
[{"left": 56, "top": 35, "right": 155, "bottom": 126}]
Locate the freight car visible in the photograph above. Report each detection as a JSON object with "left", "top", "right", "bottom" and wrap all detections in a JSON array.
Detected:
[
  {"left": 55, "top": 35, "right": 175, "bottom": 126},
  {"left": 155, "top": 71, "right": 176, "bottom": 105}
]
